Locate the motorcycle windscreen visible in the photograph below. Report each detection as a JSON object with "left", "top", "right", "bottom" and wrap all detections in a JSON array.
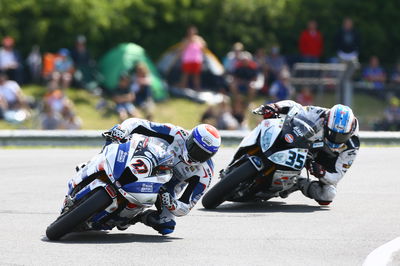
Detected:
[
  {"left": 280, "top": 114, "right": 320, "bottom": 149},
  {"left": 259, "top": 119, "right": 285, "bottom": 152}
]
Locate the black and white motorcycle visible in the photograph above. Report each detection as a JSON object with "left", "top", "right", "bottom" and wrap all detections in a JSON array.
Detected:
[{"left": 202, "top": 105, "right": 323, "bottom": 209}]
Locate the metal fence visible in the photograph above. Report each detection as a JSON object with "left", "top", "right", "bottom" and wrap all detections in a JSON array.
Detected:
[{"left": 0, "top": 130, "right": 399, "bottom": 147}]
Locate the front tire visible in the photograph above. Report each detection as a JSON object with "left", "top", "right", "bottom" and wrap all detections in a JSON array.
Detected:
[
  {"left": 202, "top": 160, "right": 258, "bottom": 209},
  {"left": 46, "top": 189, "right": 112, "bottom": 241}
]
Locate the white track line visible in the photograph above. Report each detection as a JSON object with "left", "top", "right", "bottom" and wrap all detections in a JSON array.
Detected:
[{"left": 363, "top": 237, "right": 400, "bottom": 266}]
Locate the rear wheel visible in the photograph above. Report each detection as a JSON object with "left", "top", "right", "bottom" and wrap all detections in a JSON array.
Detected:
[
  {"left": 46, "top": 189, "right": 112, "bottom": 241},
  {"left": 202, "top": 160, "right": 258, "bottom": 209}
]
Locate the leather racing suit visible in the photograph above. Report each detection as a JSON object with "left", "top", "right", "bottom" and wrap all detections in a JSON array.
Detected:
[
  {"left": 270, "top": 100, "right": 360, "bottom": 205},
  {"left": 117, "top": 118, "right": 215, "bottom": 234}
]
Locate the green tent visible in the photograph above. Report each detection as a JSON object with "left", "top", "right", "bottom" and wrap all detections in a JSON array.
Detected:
[{"left": 98, "top": 43, "right": 167, "bottom": 101}]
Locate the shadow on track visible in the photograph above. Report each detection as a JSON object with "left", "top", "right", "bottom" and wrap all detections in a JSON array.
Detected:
[
  {"left": 199, "top": 201, "right": 329, "bottom": 213},
  {"left": 41, "top": 231, "right": 182, "bottom": 244}
]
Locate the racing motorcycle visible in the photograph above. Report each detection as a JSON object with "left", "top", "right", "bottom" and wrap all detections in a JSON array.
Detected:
[
  {"left": 202, "top": 105, "right": 324, "bottom": 209},
  {"left": 46, "top": 134, "right": 174, "bottom": 240}
]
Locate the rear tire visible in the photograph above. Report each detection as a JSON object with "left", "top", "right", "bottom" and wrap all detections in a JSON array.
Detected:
[
  {"left": 46, "top": 189, "right": 112, "bottom": 241},
  {"left": 202, "top": 160, "right": 258, "bottom": 209}
]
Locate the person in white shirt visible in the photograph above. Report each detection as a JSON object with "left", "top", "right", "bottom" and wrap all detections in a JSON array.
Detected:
[{"left": 0, "top": 72, "right": 25, "bottom": 110}]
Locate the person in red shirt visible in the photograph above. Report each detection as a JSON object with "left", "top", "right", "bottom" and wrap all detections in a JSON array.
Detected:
[{"left": 298, "top": 20, "right": 323, "bottom": 62}]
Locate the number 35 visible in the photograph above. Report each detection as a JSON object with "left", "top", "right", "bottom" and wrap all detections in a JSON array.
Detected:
[{"left": 285, "top": 150, "right": 305, "bottom": 169}]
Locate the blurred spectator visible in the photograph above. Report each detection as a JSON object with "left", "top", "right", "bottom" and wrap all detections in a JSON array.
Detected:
[
  {"left": 131, "top": 63, "right": 154, "bottom": 120},
  {"left": 0, "top": 36, "right": 23, "bottom": 83},
  {"left": 71, "top": 35, "right": 91, "bottom": 68},
  {"left": 298, "top": 20, "right": 323, "bottom": 62},
  {"left": 40, "top": 101, "right": 63, "bottom": 130},
  {"left": 335, "top": 18, "right": 361, "bottom": 103},
  {"left": 26, "top": 45, "right": 42, "bottom": 83},
  {"left": 374, "top": 97, "right": 400, "bottom": 131},
  {"left": 223, "top": 42, "right": 252, "bottom": 75},
  {"left": 180, "top": 26, "right": 206, "bottom": 91},
  {"left": 201, "top": 96, "right": 240, "bottom": 130},
  {"left": 296, "top": 86, "right": 314, "bottom": 106},
  {"left": 269, "top": 68, "right": 294, "bottom": 102},
  {"left": 253, "top": 48, "right": 269, "bottom": 92},
  {"left": 50, "top": 48, "right": 75, "bottom": 89},
  {"left": 231, "top": 96, "right": 248, "bottom": 130},
  {"left": 362, "top": 56, "right": 386, "bottom": 90},
  {"left": 390, "top": 61, "right": 400, "bottom": 85},
  {"left": 41, "top": 86, "right": 81, "bottom": 129},
  {"left": 0, "top": 72, "right": 30, "bottom": 121},
  {"left": 254, "top": 48, "right": 267, "bottom": 73},
  {"left": 43, "top": 87, "right": 68, "bottom": 114},
  {"left": 231, "top": 53, "right": 258, "bottom": 104},
  {"left": 71, "top": 35, "right": 95, "bottom": 89},
  {"left": 334, "top": 17, "right": 360, "bottom": 62},
  {"left": 112, "top": 74, "right": 136, "bottom": 121},
  {"left": 60, "top": 99, "right": 82, "bottom": 129},
  {"left": 200, "top": 105, "right": 218, "bottom": 127},
  {"left": 265, "top": 45, "right": 288, "bottom": 83}
]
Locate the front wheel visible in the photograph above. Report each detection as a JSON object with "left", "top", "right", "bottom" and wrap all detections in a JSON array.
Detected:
[
  {"left": 46, "top": 189, "right": 112, "bottom": 241},
  {"left": 202, "top": 160, "right": 258, "bottom": 209}
]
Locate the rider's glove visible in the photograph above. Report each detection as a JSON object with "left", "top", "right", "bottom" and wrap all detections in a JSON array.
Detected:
[
  {"left": 160, "top": 190, "right": 178, "bottom": 211},
  {"left": 252, "top": 104, "right": 279, "bottom": 119},
  {"left": 103, "top": 124, "right": 128, "bottom": 143},
  {"left": 306, "top": 161, "right": 326, "bottom": 179}
]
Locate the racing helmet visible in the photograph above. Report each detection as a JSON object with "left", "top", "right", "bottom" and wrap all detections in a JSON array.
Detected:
[
  {"left": 324, "top": 104, "right": 356, "bottom": 149},
  {"left": 185, "top": 124, "right": 221, "bottom": 163}
]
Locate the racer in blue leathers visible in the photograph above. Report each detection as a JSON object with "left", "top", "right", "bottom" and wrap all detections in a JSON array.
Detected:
[{"left": 106, "top": 118, "right": 221, "bottom": 235}]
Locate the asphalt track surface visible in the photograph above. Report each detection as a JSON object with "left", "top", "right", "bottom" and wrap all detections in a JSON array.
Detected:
[{"left": 1, "top": 147, "right": 399, "bottom": 266}]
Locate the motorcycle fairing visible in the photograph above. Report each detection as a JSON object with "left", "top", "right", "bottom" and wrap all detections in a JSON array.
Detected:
[
  {"left": 118, "top": 173, "right": 172, "bottom": 207},
  {"left": 268, "top": 148, "right": 308, "bottom": 170},
  {"left": 236, "top": 118, "right": 285, "bottom": 152}
]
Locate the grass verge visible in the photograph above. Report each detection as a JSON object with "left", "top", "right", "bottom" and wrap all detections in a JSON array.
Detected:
[{"left": 0, "top": 85, "right": 386, "bottom": 130}]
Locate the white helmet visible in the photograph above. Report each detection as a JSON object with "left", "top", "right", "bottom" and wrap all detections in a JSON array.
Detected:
[
  {"left": 324, "top": 104, "right": 357, "bottom": 149},
  {"left": 185, "top": 124, "right": 221, "bottom": 163}
]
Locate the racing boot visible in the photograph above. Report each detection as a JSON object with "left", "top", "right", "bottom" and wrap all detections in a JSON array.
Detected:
[{"left": 138, "top": 209, "right": 176, "bottom": 235}]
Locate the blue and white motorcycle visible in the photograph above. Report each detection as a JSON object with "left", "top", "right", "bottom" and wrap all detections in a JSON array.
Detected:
[
  {"left": 202, "top": 105, "right": 323, "bottom": 209},
  {"left": 46, "top": 134, "right": 174, "bottom": 240}
]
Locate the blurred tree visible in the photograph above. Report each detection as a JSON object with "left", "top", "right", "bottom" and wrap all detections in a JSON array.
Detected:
[{"left": 0, "top": 0, "right": 399, "bottom": 65}]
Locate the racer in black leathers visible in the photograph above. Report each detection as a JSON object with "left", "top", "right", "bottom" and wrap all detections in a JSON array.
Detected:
[{"left": 255, "top": 100, "right": 359, "bottom": 205}]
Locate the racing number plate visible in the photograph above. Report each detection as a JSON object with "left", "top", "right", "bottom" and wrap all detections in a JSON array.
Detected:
[{"left": 268, "top": 148, "right": 308, "bottom": 170}]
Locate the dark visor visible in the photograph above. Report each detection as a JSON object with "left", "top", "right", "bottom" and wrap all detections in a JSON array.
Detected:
[
  {"left": 186, "top": 135, "right": 213, "bottom": 163},
  {"left": 324, "top": 127, "right": 351, "bottom": 144}
]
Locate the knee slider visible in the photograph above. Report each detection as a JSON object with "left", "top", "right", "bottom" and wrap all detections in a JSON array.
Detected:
[
  {"left": 304, "top": 181, "right": 336, "bottom": 203},
  {"left": 321, "top": 185, "right": 337, "bottom": 202}
]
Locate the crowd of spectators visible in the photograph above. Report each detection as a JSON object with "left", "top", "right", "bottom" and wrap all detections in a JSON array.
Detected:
[
  {"left": 0, "top": 35, "right": 83, "bottom": 129},
  {"left": 197, "top": 18, "right": 400, "bottom": 131},
  {"left": 1, "top": 17, "right": 399, "bottom": 131}
]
